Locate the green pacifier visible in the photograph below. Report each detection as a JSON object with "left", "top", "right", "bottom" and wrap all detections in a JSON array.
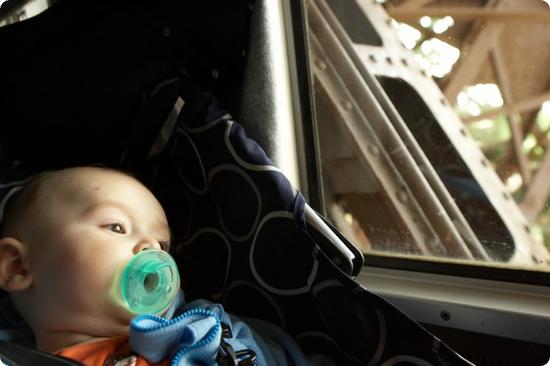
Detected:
[{"left": 119, "top": 249, "right": 180, "bottom": 315}]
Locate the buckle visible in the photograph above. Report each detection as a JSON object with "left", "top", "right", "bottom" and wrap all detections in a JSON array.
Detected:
[{"left": 216, "top": 322, "right": 257, "bottom": 366}]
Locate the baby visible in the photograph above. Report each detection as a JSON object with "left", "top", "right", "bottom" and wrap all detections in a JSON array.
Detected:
[{"left": 0, "top": 166, "right": 309, "bottom": 365}]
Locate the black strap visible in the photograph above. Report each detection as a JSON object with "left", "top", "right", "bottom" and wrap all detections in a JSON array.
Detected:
[
  {"left": 0, "top": 340, "right": 82, "bottom": 366},
  {"left": 123, "top": 76, "right": 185, "bottom": 165},
  {"left": 216, "top": 323, "right": 256, "bottom": 366}
]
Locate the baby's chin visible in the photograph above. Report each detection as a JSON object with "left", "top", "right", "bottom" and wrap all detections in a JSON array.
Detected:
[
  {"left": 90, "top": 315, "right": 133, "bottom": 340},
  {"left": 100, "top": 302, "right": 136, "bottom": 332}
]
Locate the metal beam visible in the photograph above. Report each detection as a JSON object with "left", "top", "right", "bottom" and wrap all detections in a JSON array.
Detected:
[
  {"left": 387, "top": 7, "right": 550, "bottom": 23},
  {"left": 310, "top": 0, "right": 482, "bottom": 259},
  {"left": 490, "top": 46, "right": 532, "bottom": 185},
  {"left": 443, "top": 20, "right": 504, "bottom": 103},
  {"left": 520, "top": 147, "right": 550, "bottom": 222},
  {"left": 391, "top": 0, "right": 434, "bottom": 9},
  {"left": 461, "top": 90, "right": 550, "bottom": 124}
]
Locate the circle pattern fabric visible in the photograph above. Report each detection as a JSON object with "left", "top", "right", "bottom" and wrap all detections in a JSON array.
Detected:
[
  {"left": 0, "top": 92, "right": 473, "bottom": 366},
  {"left": 141, "top": 93, "right": 473, "bottom": 366}
]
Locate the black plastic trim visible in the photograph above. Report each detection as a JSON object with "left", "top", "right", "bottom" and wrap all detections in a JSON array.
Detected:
[
  {"left": 364, "top": 254, "right": 550, "bottom": 287},
  {"left": 287, "top": 0, "right": 325, "bottom": 215}
]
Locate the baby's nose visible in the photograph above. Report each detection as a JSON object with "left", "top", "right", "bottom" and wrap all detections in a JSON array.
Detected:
[{"left": 134, "top": 240, "right": 162, "bottom": 253}]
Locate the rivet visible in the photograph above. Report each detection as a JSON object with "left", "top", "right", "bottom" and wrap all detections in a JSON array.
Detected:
[
  {"left": 397, "top": 190, "right": 408, "bottom": 203},
  {"left": 315, "top": 59, "right": 327, "bottom": 70},
  {"left": 368, "top": 145, "right": 380, "bottom": 156},
  {"left": 212, "top": 69, "right": 220, "bottom": 80},
  {"left": 341, "top": 100, "right": 353, "bottom": 111},
  {"left": 430, "top": 238, "right": 442, "bottom": 252},
  {"left": 162, "top": 27, "right": 171, "bottom": 37}
]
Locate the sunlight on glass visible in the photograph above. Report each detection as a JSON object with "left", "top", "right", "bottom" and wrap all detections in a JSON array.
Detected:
[
  {"left": 392, "top": 19, "right": 459, "bottom": 77},
  {"left": 344, "top": 213, "right": 353, "bottom": 225},
  {"left": 505, "top": 173, "right": 523, "bottom": 192},
  {"left": 419, "top": 16, "right": 432, "bottom": 28},
  {"left": 433, "top": 16, "right": 455, "bottom": 34},
  {"left": 467, "top": 101, "right": 482, "bottom": 116},
  {"left": 535, "top": 102, "right": 550, "bottom": 132},
  {"left": 416, "top": 38, "right": 460, "bottom": 78},
  {"left": 467, "top": 84, "right": 503, "bottom": 108},
  {"left": 443, "top": 16, "right": 455, "bottom": 26},
  {"left": 417, "top": 16, "right": 455, "bottom": 33},
  {"left": 457, "top": 91, "right": 469, "bottom": 110},
  {"left": 468, "top": 115, "right": 511, "bottom": 145},
  {"left": 396, "top": 22, "right": 422, "bottom": 50},
  {"left": 456, "top": 84, "right": 504, "bottom": 117},
  {"left": 522, "top": 133, "right": 537, "bottom": 152},
  {"left": 472, "top": 119, "right": 494, "bottom": 130},
  {"left": 530, "top": 225, "right": 545, "bottom": 249}
]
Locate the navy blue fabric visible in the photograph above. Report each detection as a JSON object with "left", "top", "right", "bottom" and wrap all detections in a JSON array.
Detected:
[
  {"left": 0, "top": 91, "right": 472, "bottom": 365},
  {"left": 139, "top": 92, "right": 472, "bottom": 366}
]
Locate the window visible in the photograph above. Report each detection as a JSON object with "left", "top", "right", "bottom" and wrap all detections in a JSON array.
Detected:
[{"left": 305, "top": 0, "right": 550, "bottom": 276}]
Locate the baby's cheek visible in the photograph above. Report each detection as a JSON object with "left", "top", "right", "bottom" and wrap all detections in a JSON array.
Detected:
[{"left": 55, "top": 255, "right": 110, "bottom": 303}]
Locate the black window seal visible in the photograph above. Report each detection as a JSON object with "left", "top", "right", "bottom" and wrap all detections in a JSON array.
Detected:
[{"left": 364, "top": 253, "right": 550, "bottom": 287}]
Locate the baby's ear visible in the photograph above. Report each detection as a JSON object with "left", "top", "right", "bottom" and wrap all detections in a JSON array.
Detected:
[{"left": 0, "top": 237, "right": 32, "bottom": 292}]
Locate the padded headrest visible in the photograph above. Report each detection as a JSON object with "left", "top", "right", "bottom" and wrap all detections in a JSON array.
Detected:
[{"left": 0, "top": 0, "right": 251, "bottom": 166}]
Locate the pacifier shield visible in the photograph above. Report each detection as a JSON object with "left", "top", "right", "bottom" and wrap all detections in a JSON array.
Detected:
[{"left": 120, "top": 250, "right": 180, "bottom": 315}]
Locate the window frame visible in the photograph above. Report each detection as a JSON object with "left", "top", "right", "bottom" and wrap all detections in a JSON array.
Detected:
[
  {"left": 281, "top": 1, "right": 550, "bottom": 344},
  {"left": 283, "top": 0, "right": 550, "bottom": 282},
  {"left": 360, "top": 264, "right": 550, "bottom": 347}
]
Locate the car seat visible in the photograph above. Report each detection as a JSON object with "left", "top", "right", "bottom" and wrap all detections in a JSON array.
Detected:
[{"left": 0, "top": 0, "right": 474, "bottom": 365}]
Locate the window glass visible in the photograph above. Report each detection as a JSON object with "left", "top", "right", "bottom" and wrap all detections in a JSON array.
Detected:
[{"left": 306, "top": 0, "right": 550, "bottom": 271}]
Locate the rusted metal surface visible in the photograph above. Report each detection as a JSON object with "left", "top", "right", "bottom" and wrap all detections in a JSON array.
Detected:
[
  {"left": 490, "top": 46, "right": 531, "bottom": 185},
  {"left": 388, "top": 6, "right": 550, "bottom": 22},
  {"left": 307, "top": 0, "right": 549, "bottom": 264},
  {"left": 309, "top": 0, "right": 488, "bottom": 259}
]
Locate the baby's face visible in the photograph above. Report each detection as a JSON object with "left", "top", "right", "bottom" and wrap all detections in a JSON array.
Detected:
[{"left": 24, "top": 167, "right": 171, "bottom": 340}]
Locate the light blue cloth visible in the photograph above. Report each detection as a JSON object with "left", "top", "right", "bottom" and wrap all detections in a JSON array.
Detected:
[{"left": 129, "top": 291, "right": 310, "bottom": 366}]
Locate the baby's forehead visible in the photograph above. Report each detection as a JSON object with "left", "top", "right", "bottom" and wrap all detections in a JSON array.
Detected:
[
  {"left": 42, "top": 168, "right": 119, "bottom": 199},
  {"left": 42, "top": 168, "right": 159, "bottom": 210},
  {"left": 49, "top": 167, "right": 136, "bottom": 191},
  {"left": 47, "top": 168, "right": 165, "bottom": 217}
]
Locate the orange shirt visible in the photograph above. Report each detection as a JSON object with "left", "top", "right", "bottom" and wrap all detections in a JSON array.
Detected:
[{"left": 56, "top": 335, "right": 170, "bottom": 366}]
